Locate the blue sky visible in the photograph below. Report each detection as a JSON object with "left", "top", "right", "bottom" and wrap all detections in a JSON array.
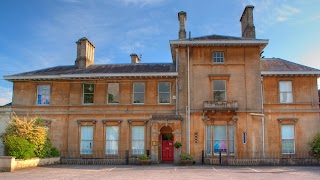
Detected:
[{"left": 1, "top": 0, "right": 320, "bottom": 105}]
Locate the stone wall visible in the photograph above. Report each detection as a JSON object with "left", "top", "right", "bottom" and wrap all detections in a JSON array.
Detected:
[{"left": 0, "top": 156, "right": 60, "bottom": 172}]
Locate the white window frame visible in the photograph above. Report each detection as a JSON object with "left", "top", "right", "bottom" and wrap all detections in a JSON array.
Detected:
[
  {"left": 206, "top": 125, "right": 234, "bottom": 156},
  {"left": 158, "top": 82, "right": 171, "bottom": 104},
  {"left": 281, "top": 124, "right": 295, "bottom": 154},
  {"left": 105, "top": 126, "right": 119, "bottom": 155},
  {"left": 37, "top": 85, "right": 51, "bottom": 105},
  {"left": 83, "top": 83, "right": 94, "bottom": 104},
  {"left": 213, "top": 52, "right": 224, "bottom": 63},
  {"left": 80, "top": 126, "right": 93, "bottom": 155},
  {"left": 213, "top": 80, "right": 226, "bottom": 101},
  {"left": 133, "top": 82, "right": 145, "bottom": 104},
  {"left": 279, "top": 81, "right": 293, "bottom": 103},
  {"left": 131, "top": 126, "right": 145, "bottom": 155},
  {"left": 107, "top": 83, "right": 120, "bottom": 104}
]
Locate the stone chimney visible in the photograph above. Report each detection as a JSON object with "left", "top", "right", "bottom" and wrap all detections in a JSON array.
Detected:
[
  {"left": 240, "top": 5, "right": 256, "bottom": 38},
  {"left": 75, "top": 37, "right": 95, "bottom": 69},
  {"left": 178, "top": 11, "right": 187, "bottom": 39},
  {"left": 130, "top": 53, "right": 140, "bottom": 64}
]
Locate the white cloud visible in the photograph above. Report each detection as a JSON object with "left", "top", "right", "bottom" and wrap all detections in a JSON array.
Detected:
[
  {"left": 241, "top": 0, "right": 300, "bottom": 29},
  {"left": 276, "top": 17, "right": 288, "bottom": 22},
  {"left": 120, "top": 41, "right": 145, "bottom": 54},
  {"left": 0, "top": 87, "right": 12, "bottom": 106},
  {"left": 275, "top": 5, "right": 299, "bottom": 22}
]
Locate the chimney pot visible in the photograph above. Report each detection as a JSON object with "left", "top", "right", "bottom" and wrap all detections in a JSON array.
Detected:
[{"left": 130, "top": 53, "right": 140, "bottom": 64}]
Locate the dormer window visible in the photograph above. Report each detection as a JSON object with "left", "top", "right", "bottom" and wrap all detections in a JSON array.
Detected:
[{"left": 213, "top": 52, "right": 224, "bottom": 63}]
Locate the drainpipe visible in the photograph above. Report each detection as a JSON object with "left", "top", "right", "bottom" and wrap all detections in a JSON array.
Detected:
[
  {"left": 261, "top": 76, "right": 265, "bottom": 158},
  {"left": 175, "top": 48, "right": 179, "bottom": 115},
  {"left": 187, "top": 46, "right": 190, "bottom": 154},
  {"left": 249, "top": 76, "right": 265, "bottom": 158}
]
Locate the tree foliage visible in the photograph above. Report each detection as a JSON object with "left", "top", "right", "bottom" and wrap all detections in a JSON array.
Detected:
[
  {"left": 1, "top": 113, "right": 59, "bottom": 159},
  {"left": 309, "top": 131, "right": 320, "bottom": 158}
]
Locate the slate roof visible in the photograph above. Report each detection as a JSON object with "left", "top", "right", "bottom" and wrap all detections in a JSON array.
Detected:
[
  {"left": 190, "top": 34, "right": 250, "bottom": 40},
  {"left": 260, "top": 58, "right": 320, "bottom": 71},
  {"left": 9, "top": 63, "right": 176, "bottom": 77}
]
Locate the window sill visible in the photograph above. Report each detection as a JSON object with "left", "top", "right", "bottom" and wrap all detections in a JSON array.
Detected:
[{"left": 82, "top": 103, "right": 94, "bottom": 105}]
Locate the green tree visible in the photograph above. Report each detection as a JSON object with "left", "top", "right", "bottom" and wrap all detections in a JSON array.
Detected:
[{"left": 309, "top": 131, "right": 320, "bottom": 158}]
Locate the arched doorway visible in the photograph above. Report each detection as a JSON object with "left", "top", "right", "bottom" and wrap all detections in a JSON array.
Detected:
[{"left": 160, "top": 126, "right": 174, "bottom": 162}]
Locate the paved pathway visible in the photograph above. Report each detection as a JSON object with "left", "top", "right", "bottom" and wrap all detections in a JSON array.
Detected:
[{"left": 1, "top": 164, "right": 320, "bottom": 180}]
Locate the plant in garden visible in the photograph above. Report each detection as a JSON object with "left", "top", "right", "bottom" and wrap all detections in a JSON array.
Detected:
[
  {"left": 4, "top": 135, "right": 35, "bottom": 159},
  {"left": 308, "top": 131, "right": 320, "bottom": 158},
  {"left": 137, "top": 154, "right": 150, "bottom": 160},
  {"left": 180, "top": 153, "right": 193, "bottom": 160},
  {"left": 1, "top": 113, "right": 59, "bottom": 159}
]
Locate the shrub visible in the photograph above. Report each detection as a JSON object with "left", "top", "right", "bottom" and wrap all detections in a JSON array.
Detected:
[
  {"left": 309, "top": 131, "right": 320, "bottom": 158},
  {"left": 1, "top": 113, "right": 60, "bottom": 159},
  {"left": 180, "top": 153, "right": 193, "bottom": 160},
  {"left": 138, "top": 154, "right": 150, "bottom": 160},
  {"left": 50, "top": 147, "right": 60, "bottom": 157},
  {"left": 4, "top": 135, "right": 35, "bottom": 159}
]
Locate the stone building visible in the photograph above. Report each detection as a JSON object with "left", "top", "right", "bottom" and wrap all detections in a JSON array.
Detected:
[{"left": 3, "top": 6, "right": 320, "bottom": 163}]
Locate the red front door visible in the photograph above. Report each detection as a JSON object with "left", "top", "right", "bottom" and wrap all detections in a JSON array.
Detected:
[{"left": 162, "top": 140, "right": 174, "bottom": 161}]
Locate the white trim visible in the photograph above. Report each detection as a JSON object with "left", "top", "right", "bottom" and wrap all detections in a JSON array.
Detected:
[
  {"left": 158, "top": 82, "right": 171, "bottom": 104},
  {"left": 261, "top": 71, "right": 320, "bottom": 75},
  {"left": 170, "top": 39, "right": 269, "bottom": 45},
  {"left": 62, "top": 72, "right": 178, "bottom": 78},
  {"left": 4, "top": 72, "right": 178, "bottom": 80},
  {"left": 4, "top": 75, "right": 61, "bottom": 80}
]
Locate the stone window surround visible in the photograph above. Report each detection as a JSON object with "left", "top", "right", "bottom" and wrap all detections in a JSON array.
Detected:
[
  {"left": 204, "top": 118, "right": 236, "bottom": 157},
  {"left": 128, "top": 119, "right": 148, "bottom": 156},
  {"left": 277, "top": 118, "right": 298, "bottom": 155},
  {"left": 102, "top": 119, "right": 122, "bottom": 157},
  {"left": 77, "top": 119, "right": 97, "bottom": 156},
  {"left": 277, "top": 78, "right": 294, "bottom": 104},
  {"left": 36, "top": 84, "right": 52, "bottom": 106}
]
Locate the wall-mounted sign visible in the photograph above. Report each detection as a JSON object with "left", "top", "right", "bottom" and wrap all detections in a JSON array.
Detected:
[{"left": 152, "top": 141, "right": 158, "bottom": 146}]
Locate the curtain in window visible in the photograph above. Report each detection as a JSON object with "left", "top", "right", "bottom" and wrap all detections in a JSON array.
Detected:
[
  {"left": 132, "top": 126, "right": 144, "bottom": 155},
  {"left": 81, "top": 126, "right": 93, "bottom": 154},
  {"left": 206, "top": 126, "right": 212, "bottom": 155},
  {"left": 279, "top": 81, "right": 292, "bottom": 103},
  {"left": 282, "top": 125, "right": 295, "bottom": 154},
  {"left": 214, "top": 125, "right": 227, "bottom": 154},
  {"left": 106, "top": 126, "right": 119, "bottom": 155}
]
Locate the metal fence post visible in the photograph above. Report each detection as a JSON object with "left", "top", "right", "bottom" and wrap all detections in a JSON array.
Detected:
[
  {"left": 125, "top": 150, "right": 129, "bottom": 165},
  {"left": 202, "top": 150, "right": 204, "bottom": 164},
  {"left": 219, "top": 150, "right": 222, "bottom": 165}
]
